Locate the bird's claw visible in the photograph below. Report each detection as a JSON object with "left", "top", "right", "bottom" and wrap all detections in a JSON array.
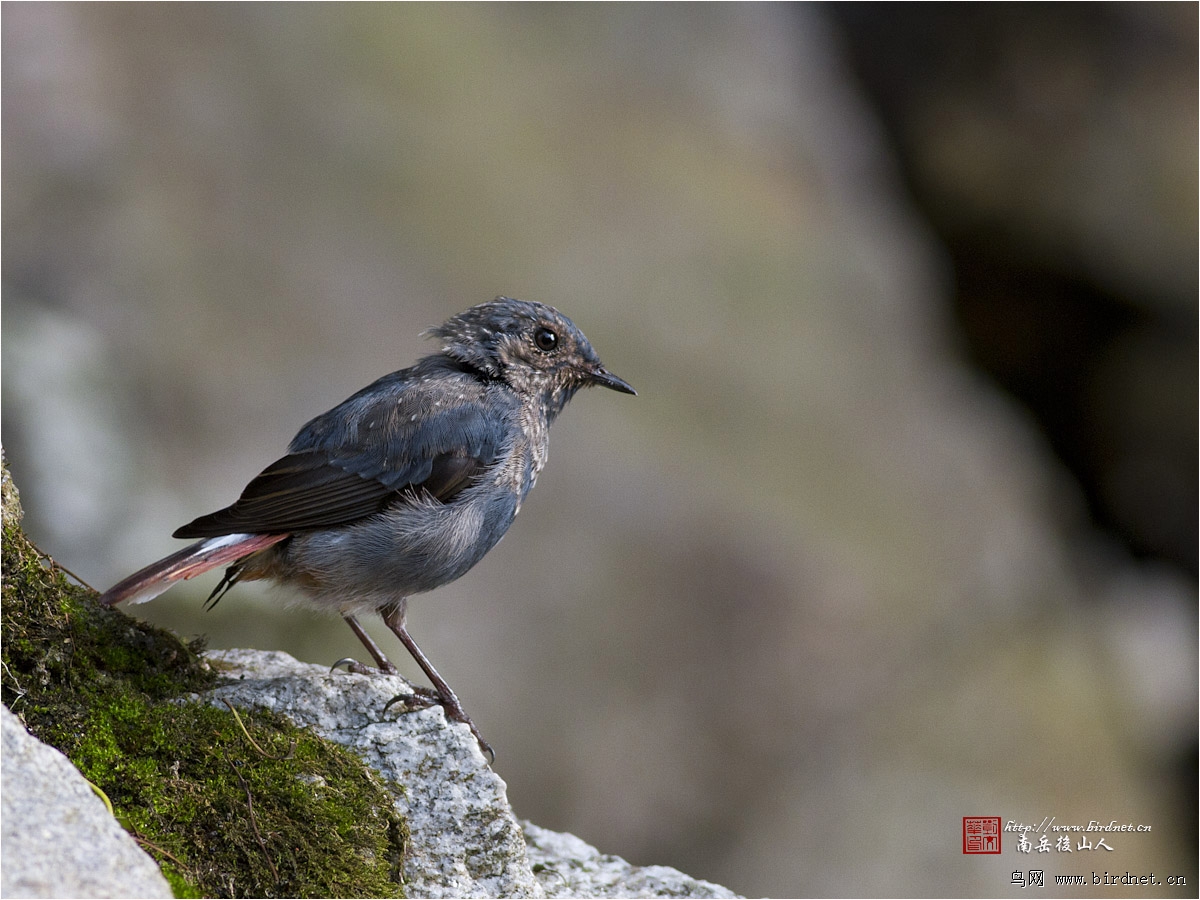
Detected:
[{"left": 382, "top": 686, "right": 439, "bottom": 713}]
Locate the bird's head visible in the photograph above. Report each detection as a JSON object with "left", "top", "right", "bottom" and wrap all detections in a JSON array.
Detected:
[{"left": 426, "top": 297, "right": 635, "bottom": 416}]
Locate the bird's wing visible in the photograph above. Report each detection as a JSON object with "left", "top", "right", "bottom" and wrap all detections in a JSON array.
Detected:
[{"left": 174, "top": 367, "right": 515, "bottom": 538}]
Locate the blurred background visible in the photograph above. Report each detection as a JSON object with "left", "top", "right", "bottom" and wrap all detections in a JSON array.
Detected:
[{"left": 3, "top": 5, "right": 1195, "bottom": 896}]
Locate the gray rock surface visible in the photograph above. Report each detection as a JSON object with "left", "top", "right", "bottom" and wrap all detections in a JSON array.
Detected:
[
  {"left": 205, "top": 648, "right": 738, "bottom": 899},
  {"left": 522, "top": 822, "right": 739, "bottom": 899},
  {"left": 1, "top": 705, "right": 173, "bottom": 900}
]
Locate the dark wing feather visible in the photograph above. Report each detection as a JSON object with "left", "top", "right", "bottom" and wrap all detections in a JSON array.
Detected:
[
  {"left": 174, "top": 450, "right": 400, "bottom": 536},
  {"left": 175, "top": 361, "right": 515, "bottom": 538}
]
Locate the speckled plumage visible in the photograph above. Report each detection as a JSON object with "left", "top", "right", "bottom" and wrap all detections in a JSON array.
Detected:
[{"left": 100, "top": 297, "right": 634, "bottom": 757}]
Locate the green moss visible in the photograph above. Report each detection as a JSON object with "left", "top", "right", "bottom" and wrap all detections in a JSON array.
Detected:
[{"left": 1, "top": 473, "right": 407, "bottom": 898}]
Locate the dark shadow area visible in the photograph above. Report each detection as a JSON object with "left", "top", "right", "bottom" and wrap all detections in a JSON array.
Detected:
[{"left": 827, "top": 3, "right": 1197, "bottom": 574}]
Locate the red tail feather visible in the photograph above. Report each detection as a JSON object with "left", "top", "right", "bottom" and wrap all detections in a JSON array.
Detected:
[{"left": 99, "top": 533, "right": 289, "bottom": 606}]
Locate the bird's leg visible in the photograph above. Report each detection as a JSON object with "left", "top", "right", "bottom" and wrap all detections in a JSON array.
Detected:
[
  {"left": 380, "top": 598, "right": 494, "bottom": 762},
  {"left": 333, "top": 614, "right": 402, "bottom": 676}
]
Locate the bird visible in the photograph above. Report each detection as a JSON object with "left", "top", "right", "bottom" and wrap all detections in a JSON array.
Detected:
[{"left": 99, "top": 297, "right": 635, "bottom": 759}]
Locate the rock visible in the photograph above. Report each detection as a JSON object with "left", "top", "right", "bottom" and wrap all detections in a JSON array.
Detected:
[
  {"left": 522, "top": 822, "right": 740, "bottom": 899},
  {"left": 1, "top": 447, "right": 21, "bottom": 527},
  {"left": 203, "top": 649, "right": 739, "bottom": 899},
  {"left": 1, "top": 650, "right": 739, "bottom": 900},
  {"left": 1, "top": 705, "right": 172, "bottom": 900}
]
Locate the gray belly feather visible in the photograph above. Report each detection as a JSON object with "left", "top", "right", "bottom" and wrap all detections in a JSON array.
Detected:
[{"left": 278, "top": 483, "right": 520, "bottom": 611}]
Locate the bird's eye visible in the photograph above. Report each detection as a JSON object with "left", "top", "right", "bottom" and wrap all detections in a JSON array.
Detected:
[{"left": 533, "top": 327, "right": 558, "bottom": 352}]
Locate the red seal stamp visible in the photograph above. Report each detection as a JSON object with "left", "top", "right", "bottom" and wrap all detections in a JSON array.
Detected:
[{"left": 963, "top": 816, "right": 1002, "bottom": 853}]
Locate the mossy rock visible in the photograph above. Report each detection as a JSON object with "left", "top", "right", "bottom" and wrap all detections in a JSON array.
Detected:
[{"left": 1, "top": 456, "right": 407, "bottom": 898}]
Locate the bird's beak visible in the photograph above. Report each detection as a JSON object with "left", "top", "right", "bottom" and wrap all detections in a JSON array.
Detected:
[{"left": 589, "top": 366, "right": 636, "bottom": 396}]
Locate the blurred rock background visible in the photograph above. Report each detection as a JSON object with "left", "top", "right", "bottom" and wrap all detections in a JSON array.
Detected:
[{"left": 3, "top": 5, "right": 1194, "bottom": 896}]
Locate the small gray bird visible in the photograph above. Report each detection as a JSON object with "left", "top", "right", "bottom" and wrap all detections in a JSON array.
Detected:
[{"left": 100, "top": 297, "right": 635, "bottom": 758}]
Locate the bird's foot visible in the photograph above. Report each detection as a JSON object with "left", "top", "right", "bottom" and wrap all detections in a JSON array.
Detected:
[
  {"left": 383, "top": 688, "right": 494, "bottom": 764},
  {"left": 381, "top": 684, "right": 441, "bottom": 710}
]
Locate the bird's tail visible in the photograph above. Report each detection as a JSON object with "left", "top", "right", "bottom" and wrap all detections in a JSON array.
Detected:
[{"left": 98, "top": 533, "right": 289, "bottom": 606}]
